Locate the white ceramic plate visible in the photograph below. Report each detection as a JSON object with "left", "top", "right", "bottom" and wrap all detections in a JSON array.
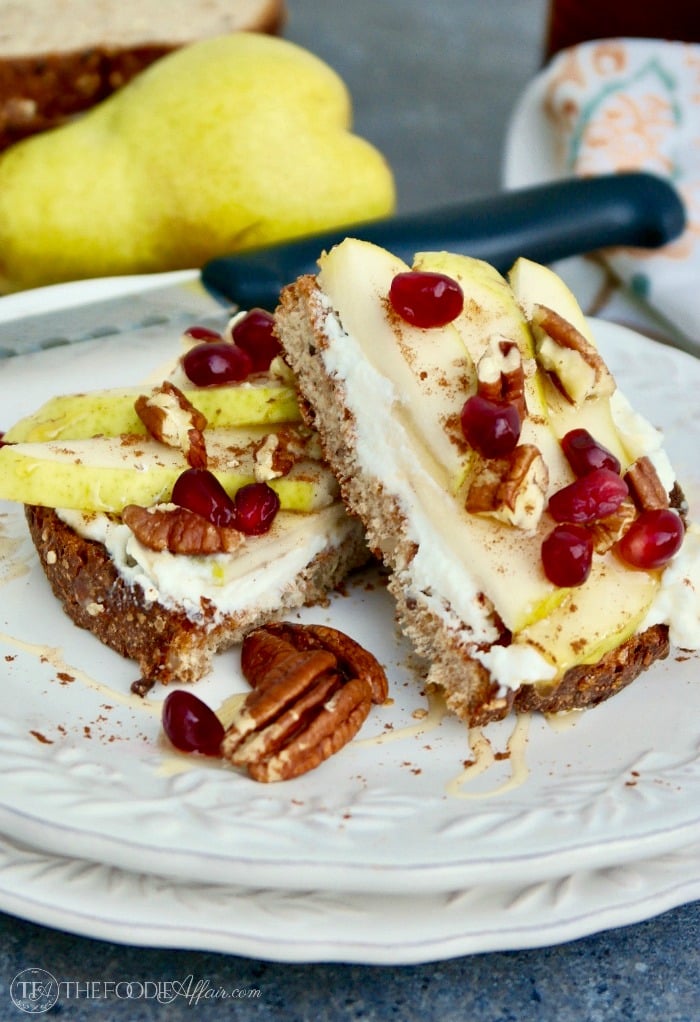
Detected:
[
  {"left": 0, "top": 280, "right": 699, "bottom": 895},
  {"left": 0, "top": 829, "right": 698, "bottom": 965},
  {"left": 502, "top": 70, "right": 560, "bottom": 191}
]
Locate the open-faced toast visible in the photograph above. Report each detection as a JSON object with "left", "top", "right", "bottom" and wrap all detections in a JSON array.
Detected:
[
  {"left": 0, "top": 309, "right": 367, "bottom": 692},
  {"left": 275, "top": 240, "right": 698, "bottom": 724}
]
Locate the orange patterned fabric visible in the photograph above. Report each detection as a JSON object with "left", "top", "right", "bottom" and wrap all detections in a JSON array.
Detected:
[{"left": 541, "top": 39, "right": 700, "bottom": 340}]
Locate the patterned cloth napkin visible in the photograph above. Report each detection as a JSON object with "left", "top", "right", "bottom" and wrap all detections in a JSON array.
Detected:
[{"left": 541, "top": 39, "right": 700, "bottom": 346}]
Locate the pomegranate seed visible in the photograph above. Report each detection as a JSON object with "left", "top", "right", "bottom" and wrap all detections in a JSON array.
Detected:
[
  {"left": 541, "top": 523, "right": 593, "bottom": 587},
  {"left": 389, "top": 270, "right": 464, "bottom": 328},
  {"left": 171, "top": 468, "right": 237, "bottom": 528},
  {"left": 233, "top": 482, "right": 280, "bottom": 535},
  {"left": 460, "top": 394, "right": 521, "bottom": 458},
  {"left": 232, "top": 309, "right": 281, "bottom": 372},
  {"left": 184, "top": 325, "right": 223, "bottom": 343},
  {"left": 548, "top": 468, "right": 628, "bottom": 524},
  {"left": 561, "top": 428, "right": 621, "bottom": 476},
  {"left": 182, "top": 341, "right": 253, "bottom": 386},
  {"left": 162, "top": 689, "right": 224, "bottom": 756},
  {"left": 615, "top": 508, "right": 684, "bottom": 570}
]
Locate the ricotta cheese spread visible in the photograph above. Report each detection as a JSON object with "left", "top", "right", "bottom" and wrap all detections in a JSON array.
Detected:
[{"left": 58, "top": 504, "right": 357, "bottom": 625}]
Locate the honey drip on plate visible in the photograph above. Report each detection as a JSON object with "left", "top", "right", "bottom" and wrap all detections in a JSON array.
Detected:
[
  {"left": 353, "top": 687, "right": 448, "bottom": 747},
  {"left": 446, "top": 712, "right": 532, "bottom": 800},
  {"left": 544, "top": 709, "right": 582, "bottom": 732},
  {"left": 0, "top": 631, "right": 161, "bottom": 715}
]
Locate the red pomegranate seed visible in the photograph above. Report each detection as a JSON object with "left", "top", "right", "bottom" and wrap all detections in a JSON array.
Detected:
[
  {"left": 460, "top": 394, "right": 521, "bottom": 458},
  {"left": 561, "top": 428, "right": 621, "bottom": 476},
  {"left": 232, "top": 309, "right": 281, "bottom": 372},
  {"left": 548, "top": 468, "right": 628, "bottom": 524},
  {"left": 184, "top": 325, "right": 223, "bottom": 343},
  {"left": 162, "top": 689, "right": 224, "bottom": 756},
  {"left": 541, "top": 523, "right": 593, "bottom": 587},
  {"left": 171, "top": 468, "right": 237, "bottom": 529},
  {"left": 182, "top": 341, "right": 253, "bottom": 386},
  {"left": 615, "top": 508, "right": 684, "bottom": 569},
  {"left": 389, "top": 271, "right": 464, "bottom": 328},
  {"left": 233, "top": 482, "right": 280, "bottom": 535}
]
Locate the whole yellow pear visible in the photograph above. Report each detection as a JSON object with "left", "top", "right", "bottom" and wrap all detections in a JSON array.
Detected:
[{"left": 0, "top": 34, "right": 396, "bottom": 291}]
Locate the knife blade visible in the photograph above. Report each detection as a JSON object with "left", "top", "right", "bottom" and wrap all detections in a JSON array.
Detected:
[
  {"left": 202, "top": 172, "right": 685, "bottom": 309},
  {"left": 0, "top": 271, "right": 231, "bottom": 359}
]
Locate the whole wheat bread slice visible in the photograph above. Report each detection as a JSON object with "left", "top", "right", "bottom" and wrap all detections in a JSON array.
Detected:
[
  {"left": 276, "top": 274, "right": 674, "bottom": 725},
  {"left": 26, "top": 502, "right": 367, "bottom": 694}
]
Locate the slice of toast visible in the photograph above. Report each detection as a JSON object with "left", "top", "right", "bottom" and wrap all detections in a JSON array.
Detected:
[
  {"left": 1, "top": 313, "right": 367, "bottom": 693},
  {"left": 25, "top": 501, "right": 366, "bottom": 694},
  {"left": 275, "top": 241, "right": 696, "bottom": 725},
  {"left": 0, "top": 0, "right": 285, "bottom": 151}
]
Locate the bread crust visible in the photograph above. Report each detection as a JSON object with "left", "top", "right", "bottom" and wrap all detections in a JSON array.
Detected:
[
  {"left": 0, "top": 0, "right": 286, "bottom": 150},
  {"left": 276, "top": 275, "right": 673, "bottom": 725},
  {"left": 26, "top": 503, "right": 368, "bottom": 692}
]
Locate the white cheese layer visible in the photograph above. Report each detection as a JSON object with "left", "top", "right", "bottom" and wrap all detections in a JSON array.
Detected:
[{"left": 58, "top": 504, "right": 356, "bottom": 625}]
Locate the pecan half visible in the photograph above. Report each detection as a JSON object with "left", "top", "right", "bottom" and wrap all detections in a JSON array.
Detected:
[
  {"left": 531, "top": 304, "right": 615, "bottom": 405},
  {"left": 135, "top": 381, "right": 208, "bottom": 468},
  {"left": 466, "top": 443, "right": 548, "bottom": 531},
  {"left": 253, "top": 425, "right": 319, "bottom": 482},
  {"left": 221, "top": 622, "right": 388, "bottom": 782},
  {"left": 476, "top": 336, "right": 527, "bottom": 419},
  {"left": 122, "top": 503, "right": 244, "bottom": 554},
  {"left": 625, "top": 456, "right": 669, "bottom": 511}
]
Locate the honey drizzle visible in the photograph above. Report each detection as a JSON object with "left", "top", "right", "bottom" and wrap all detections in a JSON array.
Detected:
[
  {"left": 353, "top": 688, "right": 448, "bottom": 747},
  {"left": 544, "top": 708, "right": 582, "bottom": 732},
  {"left": 446, "top": 712, "right": 532, "bottom": 800},
  {"left": 0, "top": 630, "right": 161, "bottom": 715}
]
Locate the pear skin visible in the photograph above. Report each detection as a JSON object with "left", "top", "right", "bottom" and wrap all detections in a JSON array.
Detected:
[
  {"left": 4, "top": 382, "right": 300, "bottom": 442},
  {"left": 0, "top": 433, "right": 338, "bottom": 513},
  {"left": 0, "top": 34, "right": 395, "bottom": 291}
]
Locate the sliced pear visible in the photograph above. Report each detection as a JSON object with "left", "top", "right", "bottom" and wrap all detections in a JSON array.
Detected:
[
  {"left": 414, "top": 251, "right": 573, "bottom": 495},
  {"left": 316, "top": 239, "right": 567, "bottom": 633},
  {"left": 516, "top": 554, "right": 659, "bottom": 684},
  {"left": 0, "top": 428, "right": 336, "bottom": 513},
  {"left": 508, "top": 256, "right": 632, "bottom": 469},
  {"left": 316, "top": 241, "right": 664, "bottom": 682},
  {"left": 318, "top": 239, "right": 475, "bottom": 491},
  {"left": 4, "top": 381, "right": 300, "bottom": 443},
  {"left": 509, "top": 257, "right": 594, "bottom": 340}
]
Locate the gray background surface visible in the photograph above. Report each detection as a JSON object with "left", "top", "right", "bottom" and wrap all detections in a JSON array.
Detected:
[{"left": 0, "top": 2, "right": 697, "bottom": 1020}]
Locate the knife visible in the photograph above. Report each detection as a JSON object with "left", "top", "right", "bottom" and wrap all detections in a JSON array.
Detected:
[
  {"left": 0, "top": 271, "right": 229, "bottom": 360},
  {"left": 0, "top": 172, "right": 684, "bottom": 358},
  {"left": 202, "top": 172, "right": 685, "bottom": 309}
]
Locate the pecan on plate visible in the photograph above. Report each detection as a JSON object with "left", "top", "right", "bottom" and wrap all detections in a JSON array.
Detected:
[
  {"left": 221, "top": 622, "right": 388, "bottom": 782},
  {"left": 135, "top": 380, "right": 208, "bottom": 468}
]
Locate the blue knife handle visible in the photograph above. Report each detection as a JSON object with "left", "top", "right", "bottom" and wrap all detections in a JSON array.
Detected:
[{"left": 201, "top": 172, "right": 685, "bottom": 310}]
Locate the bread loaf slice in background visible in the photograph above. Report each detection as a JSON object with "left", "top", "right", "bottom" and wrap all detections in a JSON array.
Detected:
[{"left": 0, "top": 0, "right": 285, "bottom": 150}]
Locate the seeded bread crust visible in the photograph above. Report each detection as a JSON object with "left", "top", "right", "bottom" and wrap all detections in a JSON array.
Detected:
[
  {"left": 276, "top": 274, "right": 672, "bottom": 726},
  {"left": 0, "top": 0, "right": 285, "bottom": 151},
  {"left": 25, "top": 503, "right": 368, "bottom": 693}
]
